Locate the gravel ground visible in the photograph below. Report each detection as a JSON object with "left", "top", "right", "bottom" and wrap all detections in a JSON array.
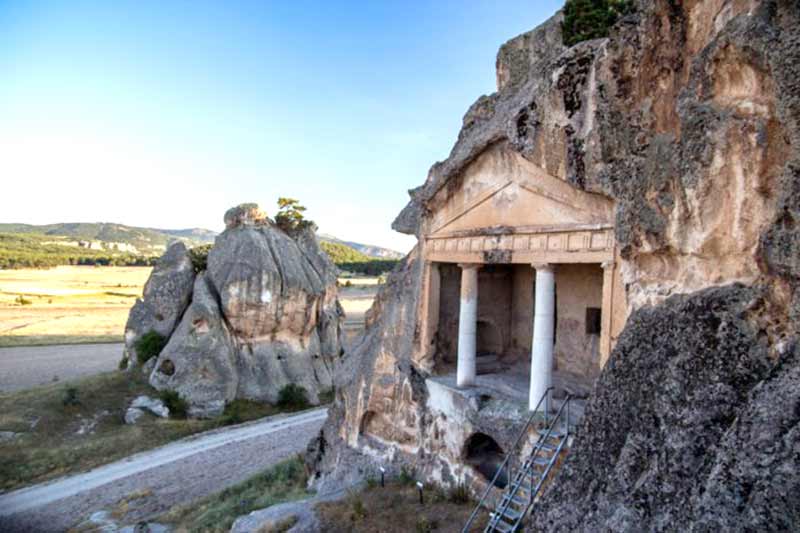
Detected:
[
  {"left": 0, "top": 343, "right": 123, "bottom": 393},
  {"left": 0, "top": 408, "right": 327, "bottom": 532}
]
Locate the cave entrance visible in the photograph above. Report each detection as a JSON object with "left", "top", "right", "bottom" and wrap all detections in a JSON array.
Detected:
[{"left": 463, "top": 433, "right": 508, "bottom": 488}]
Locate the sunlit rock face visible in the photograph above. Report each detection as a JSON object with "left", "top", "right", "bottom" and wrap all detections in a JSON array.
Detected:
[
  {"left": 123, "top": 241, "right": 195, "bottom": 367},
  {"left": 127, "top": 203, "right": 343, "bottom": 416},
  {"left": 308, "top": 0, "right": 800, "bottom": 528},
  {"left": 205, "top": 213, "right": 342, "bottom": 406}
]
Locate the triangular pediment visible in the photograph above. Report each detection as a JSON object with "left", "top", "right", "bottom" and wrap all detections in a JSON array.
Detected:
[{"left": 428, "top": 160, "right": 614, "bottom": 237}]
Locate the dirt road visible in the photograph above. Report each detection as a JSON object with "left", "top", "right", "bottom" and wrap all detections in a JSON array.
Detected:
[
  {"left": 0, "top": 342, "right": 123, "bottom": 393},
  {"left": 0, "top": 407, "right": 327, "bottom": 532}
]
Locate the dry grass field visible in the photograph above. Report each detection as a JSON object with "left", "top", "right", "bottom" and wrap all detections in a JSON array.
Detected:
[
  {"left": 0, "top": 266, "right": 151, "bottom": 347},
  {"left": 0, "top": 266, "right": 378, "bottom": 348}
]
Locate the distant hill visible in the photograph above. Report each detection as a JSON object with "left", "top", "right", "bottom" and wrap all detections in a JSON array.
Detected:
[
  {"left": 0, "top": 222, "right": 401, "bottom": 273},
  {"left": 318, "top": 234, "right": 403, "bottom": 259},
  {"left": 0, "top": 223, "right": 216, "bottom": 256}
]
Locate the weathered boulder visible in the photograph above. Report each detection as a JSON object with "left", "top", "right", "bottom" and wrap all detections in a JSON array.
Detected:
[
  {"left": 149, "top": 272, "right": 238, "bottom": 418},
  {"left": 130, "top": 395, "right": 170, "bottom": 418},
  {"left": 205, "top": 219, "right": 339, "bottom": 405},
  {"left": 124, "top": 395, "right": 170, "bottom": 424},
  {"left": 123, "top": 242, "right": 195, "bottom": 367},
  {"left": 135, "top": 204, "right": 343, "bottom": 417},
  {"left": 124, "top": 408, "right": 145, "bottom": 425}
]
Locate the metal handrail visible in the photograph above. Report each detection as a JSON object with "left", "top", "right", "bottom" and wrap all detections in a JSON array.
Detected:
[
  {"left": 511, "top": 430, "right": 568, "bottom": 531},
  {"left": 486, "top": 394, "right": 572, "bottom": 532},
  {"left": 461, "top": 386, "right": 553, "bottom": 533}
]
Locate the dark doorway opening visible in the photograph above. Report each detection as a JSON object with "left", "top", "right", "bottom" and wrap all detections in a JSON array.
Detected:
[{"left": 463, "top": 433, "right": 508, "bottom": 488}]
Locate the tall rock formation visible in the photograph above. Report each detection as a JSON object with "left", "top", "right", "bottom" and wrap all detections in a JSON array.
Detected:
[
  {"left": 127, "top": 203, "right": 343, "bottom": 417},
  {"left": 123, "top": 242, "right": 195, "bottom": 367},
  {"left": 307, "top": 1, "right": 800, "bottom": 529}
]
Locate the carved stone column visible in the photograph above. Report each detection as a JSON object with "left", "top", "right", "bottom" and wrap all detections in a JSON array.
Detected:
[
  {"left": 600, "top": 260, "right": 615, "bottom": 367},
  {"left": 529, "top": 263, "right": 555, "bottom": 410},
  {"left": 457, "top": 263, "right": 480, "bottom": 388}
]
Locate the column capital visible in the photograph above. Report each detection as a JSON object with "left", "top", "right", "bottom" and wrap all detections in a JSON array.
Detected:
[
  {"left": 531, "top": 262, "right": 554, "bottom": 272},
  {"left": 601, "top": 260, "right": 615, "bottom": 270},
  {"left": 458, "top": 263, "right": 481, "bottom": 271}
]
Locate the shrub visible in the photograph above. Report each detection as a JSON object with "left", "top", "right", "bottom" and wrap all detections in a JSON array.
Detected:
[
  {"left": 219, "top": 399, "right": 254, "bottom": 426},
  {"left": 15, "top": 295, "right": 32, "bottom": 305},
  {"left": 318, "top": 387, "right": 335, "bottom": 404},
  {"left": 134, "top": 331, "right": 167, "bottom": 365},
  {"left": 415, "top": 516, "right": 438, "bottom": 533},
  {"left": 398, "top": 465, "right": 416, "bottom": 486},
  {"left": 62, "top": 387, "right": 80, "bottom": 407},
  {"left": 158, "top": 390, "right": 188, "bottom": 419},
  {"left": 350, "top": 497, "right": 367, "bottom": 522},
  {"left": 277, "top": 384, "right": 309, "bottom": 409},
  {"left": 118, "top": 355, "right": 129, "bottom": 371},
  {"left": 189, "top": 244, "right": 212, "bottom": 273},
  {"left": 448, "top": 482, "right": 471, "bottom": 504},
  {"left": 561, "top": 0, "right": 632, "bottom": 47}
]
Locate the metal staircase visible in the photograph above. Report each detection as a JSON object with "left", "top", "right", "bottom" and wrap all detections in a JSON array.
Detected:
[{"left": 462, "top": 388, "right": 574, "bottom": 533}]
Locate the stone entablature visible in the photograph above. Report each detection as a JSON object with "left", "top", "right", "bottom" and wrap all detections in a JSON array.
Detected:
[{"left": 425, "top": 223, "right": 614, "bottom": 265}]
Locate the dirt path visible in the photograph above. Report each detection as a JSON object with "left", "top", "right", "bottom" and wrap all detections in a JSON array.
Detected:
[
  {"left": 0, "top": 342, "right": 123, "bottom": 393},
  {"left": 0, "top": 407, "right": 327, "bottom": 532}
]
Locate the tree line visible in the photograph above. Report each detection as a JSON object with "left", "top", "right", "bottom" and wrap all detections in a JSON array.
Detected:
[{"left": 0, "top": 233, "right": 159, "bottom": 269}]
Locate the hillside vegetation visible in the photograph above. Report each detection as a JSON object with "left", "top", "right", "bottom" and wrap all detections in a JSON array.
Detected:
[
  {"left": 0, "top": 233, "right": 158, "bottom": 269},
  {"left": 319, "top": 241, "right": 398, "bottom": 276},
  {"left": 0, "top": 222, "right": 215, "bottom": 255},
  {"left": 0, "top": 216, "right": 400, "bottom": 274}
]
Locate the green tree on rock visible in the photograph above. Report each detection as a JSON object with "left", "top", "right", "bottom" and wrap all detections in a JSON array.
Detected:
[
  {"left": 561, "top": 0, "right": 632, "bottom": 47},
  {"left": 275, "top": 197, "right": 315, "bottom": 233}
]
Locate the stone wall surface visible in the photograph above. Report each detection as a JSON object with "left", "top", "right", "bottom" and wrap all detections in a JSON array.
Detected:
[
  {"left": 126, "top": 204, "right": 343, "bottom": 416},
  {"left": 308, "top": 0, "right": 800, "bottom": 529}
]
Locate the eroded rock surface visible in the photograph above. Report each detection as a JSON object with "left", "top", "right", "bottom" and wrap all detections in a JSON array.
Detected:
[
  {"left": 149, "top": 273, "right": 238, "bottom": 417},
  {"left": 126, "top": 204, "right": 343, "bottom": 417},
  {"left": 123, "top": 242, "right": 195, "bottom": 366},
  {"left": 533, "top": 285, "right": 800, "bottom": 531}
]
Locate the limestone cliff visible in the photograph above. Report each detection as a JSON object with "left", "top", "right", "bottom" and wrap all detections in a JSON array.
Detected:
[
  {"left": 308, "top": 0, "right": 800, "bottom": 529},
  {"left": 127, "top": 204, "right": 344, "bottom": 417}
]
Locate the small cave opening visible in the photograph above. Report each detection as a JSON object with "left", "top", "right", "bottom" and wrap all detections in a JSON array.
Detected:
[
  {"left": 158, "top": 358, "right": 175, "bottom": 376},
  {"left": 463, "top": 433, "right": 508, "bottom": 488},
  {"left": 360, "top": 410, "right": 378, "bottom": 436}
]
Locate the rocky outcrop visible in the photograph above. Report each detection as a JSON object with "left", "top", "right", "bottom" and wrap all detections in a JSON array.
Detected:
[
  {"left": 123, "top": 242, "right": 195, "bottom": 366},
  {"left": 306, "top": 250, "right": 424, "bottom": 491},
  {"left": 149, "top": 273, "right": 238, "bottom": 417},
  {"left": 127, "top": 204, "right": 343, "bottom": 417},
  {"left": 308, "top": 0, "right": 800, "bottom": 529},
  {"left": 533, "top": 284, "right": 800, "bottom": 531}
]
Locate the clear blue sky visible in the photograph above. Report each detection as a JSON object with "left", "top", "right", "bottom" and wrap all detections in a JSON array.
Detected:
[{"left": 0, "top": 0, "right": 563, "bottom": 252}]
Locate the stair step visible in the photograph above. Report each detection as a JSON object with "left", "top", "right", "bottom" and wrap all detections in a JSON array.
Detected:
[
  {"left": 501, "top": 493, "right": 526, "bottom": 507},
  {"left": 490, "top": 518, "right": 514, "bottom": 533},
  {"left": 537, "top": 441, "right": 558, "bottom": 452},
  {"left": 542, "top": 430, "right": 566, "bottom": 441},
  {"left": 497, "top": 505, "right": 523, "bottom": 521},
  {"left": 515, "top": 476, "right": 544, "bottom": 494},
  {"left": 533, "top": 456, "right": 551, "bottom": 467}
]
